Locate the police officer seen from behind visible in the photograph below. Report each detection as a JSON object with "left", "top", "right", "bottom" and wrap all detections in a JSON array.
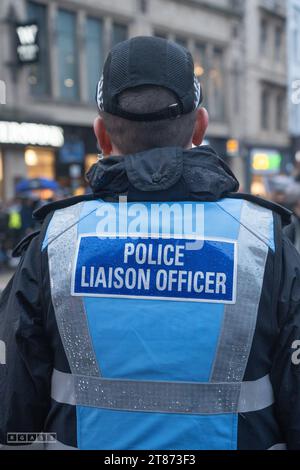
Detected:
[{"left": 1, "top": 37, "right": 300, "bottom": 450}]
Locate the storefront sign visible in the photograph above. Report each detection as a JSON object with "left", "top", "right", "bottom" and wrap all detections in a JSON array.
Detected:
[
  {"left": 59, "top": 141, "right": 85, "bottom": 164},
  {"left": 16, "top": 22, "right": 40, "bottom": 64},
  {"left": 251, "top": 149, "right": 282, "bottom": 175},
  {"left": 0, "top": 121, "right": 64, "bottom": 147}
]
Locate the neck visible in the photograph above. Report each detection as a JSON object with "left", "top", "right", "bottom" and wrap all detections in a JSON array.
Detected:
[{"left": 107, "top": 141, "right": 194, "bottom": 158}]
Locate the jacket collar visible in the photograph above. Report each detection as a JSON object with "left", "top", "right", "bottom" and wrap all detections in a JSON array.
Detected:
[
  {"left": 86, "top": 146, "right": 239, "bottom": 202},
  {"left": 34, "top": 146, "right": 292, "bottom": 225}
]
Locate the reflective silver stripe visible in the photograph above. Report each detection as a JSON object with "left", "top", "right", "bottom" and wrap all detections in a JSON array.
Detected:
[
  {"left": 51, "top": 369, "right": 274, "bottom": 414},
  {"left": 238, "top": 374, "right": 274, "bottom": 413},
  {"left": 210, "top": 201, "right": 271, "bottom": 382},
  {"left": 51, "top": 368, "right": 76, "bottom": 405},
  {"left": 0, "top": 441, "right": 78, "bottom": 451},
  {"left": 268, "top": 443, "right": 287, "bottom": 450},
  {"left": 48, "top": 204, "right": 100, "bottom": 377},
  {"left": 44, "top": 441, "right": 78, "bottom": 451}
]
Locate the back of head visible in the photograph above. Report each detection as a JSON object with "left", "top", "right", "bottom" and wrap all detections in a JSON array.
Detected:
[
  {"left": 101, "top": 85, "right": 197, "bottom": 155},
  {"left": 95, "top": 36, "right": 203, "bottom": 156}
]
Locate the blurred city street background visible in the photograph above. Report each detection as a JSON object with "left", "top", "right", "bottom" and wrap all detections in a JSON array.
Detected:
[{"left": 1, "top": 0, "right": 300, "bottom": 289}]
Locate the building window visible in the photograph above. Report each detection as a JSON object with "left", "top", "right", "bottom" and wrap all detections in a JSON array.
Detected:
[
  {"left": 276, "top": 93, "right": 285, "bottom": 131},
  {"left": 274, "top": 24, "right": 283, "bottom": 61},
  {"left": 25, "top": 147, "right": 55, "bottom": 180},
  {"left": 232, "top": 23, "right": 239, "bottom": 39},
  {"left": 261, "top": 88, "right": 270, "bottom": 130},
  {"left": 209, "top": 47, "right": 225, "bottom": 122},
  {"left": 260, "top": 18, "right": 268, "bottom": 55},
  {"left": 27, "top": 1, "right": 50, "bottom": 96},
  {"left": 57, "top": 9, "right": 79, "bottom": 100},
  {"left": 138, "top": 0, "right": 148, "bottom": 14},
  {"left": 293, "top": 7, "right": 300, "bottom": 63},
  {"left": 112, "top": 23, "right": 128, "bottom": 47},
  {"left": 232, "top": 62, "right": 240, "bottom": 113},
  {"left": 86, "top": 17, "right": 103, "bottom": 102}
]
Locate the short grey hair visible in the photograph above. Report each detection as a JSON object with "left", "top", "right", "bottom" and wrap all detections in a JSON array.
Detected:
[{"left": 100, "top": 85, "right": 197, "bottom": 155}]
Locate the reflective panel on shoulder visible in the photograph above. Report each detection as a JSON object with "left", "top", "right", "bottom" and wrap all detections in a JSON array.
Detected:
[
  {"left": 47, "top": 203, "right": 100, "bottom": 377},
  {"left": 210, "top": 201, "right": 272, "bottom": 382}
]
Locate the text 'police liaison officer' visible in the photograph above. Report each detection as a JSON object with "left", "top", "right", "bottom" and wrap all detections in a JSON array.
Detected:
[{"left": 1, "top": 36, "right": 300, "bottom": 450}]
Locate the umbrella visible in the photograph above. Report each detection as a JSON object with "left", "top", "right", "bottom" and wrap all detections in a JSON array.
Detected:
[{"left": 16, "top": 178, "right": 59, "bottom": 193}]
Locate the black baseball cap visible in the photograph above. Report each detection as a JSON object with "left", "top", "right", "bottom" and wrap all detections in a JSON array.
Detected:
[{"left": 96, "top": 36, "right": 203, "bottom": 122}]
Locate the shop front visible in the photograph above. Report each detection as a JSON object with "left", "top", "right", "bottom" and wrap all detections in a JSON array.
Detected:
[
  {"left": 0, "top": 120, "right": 64, "bottom": 201},
  {"left": 0, "top": 120, "right": 100, "bottom": 202},
  {"left": 248, "top": 146, "right": 291, "bottom": 197}
]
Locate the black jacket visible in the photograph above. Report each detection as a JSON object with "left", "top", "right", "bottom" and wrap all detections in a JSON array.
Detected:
[{"left": 0, "top": 146, "right": 300, "bottom": 449}]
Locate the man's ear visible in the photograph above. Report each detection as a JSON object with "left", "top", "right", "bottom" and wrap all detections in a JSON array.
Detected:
[
  {"left": 192, "top": 108, "right": 209, "bottom": 147},
  {"left": 94, "top": 116, "right": 113, "bottom": 156}
]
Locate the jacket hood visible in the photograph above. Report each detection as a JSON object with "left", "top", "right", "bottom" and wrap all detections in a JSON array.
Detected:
[{"left": 86, "top": 146, "right": 239, "bottom": 201}]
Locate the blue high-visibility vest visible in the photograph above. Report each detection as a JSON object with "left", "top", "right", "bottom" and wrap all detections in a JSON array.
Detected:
[{"left": 45, "top": 198, "right": 275, "bottom": 450}]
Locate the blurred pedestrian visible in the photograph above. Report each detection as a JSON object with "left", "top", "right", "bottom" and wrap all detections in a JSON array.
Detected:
[
  {"left": 7, "top": 198, "right": 22, "bottom": 249},
  {"left": 266, "top": 174, "right": 293, "bottom": 208}
]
